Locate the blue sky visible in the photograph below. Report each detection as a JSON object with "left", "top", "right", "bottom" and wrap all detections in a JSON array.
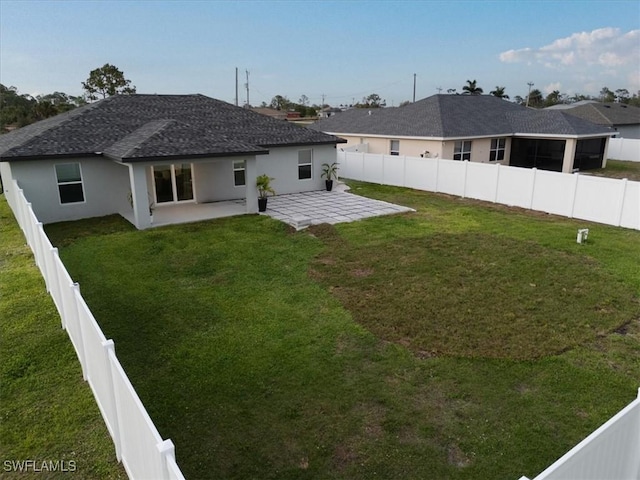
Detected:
[{"left": 1, "top": 0, "right": 639, "bottom": 106}]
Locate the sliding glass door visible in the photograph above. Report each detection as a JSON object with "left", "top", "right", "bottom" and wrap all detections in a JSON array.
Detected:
[{"left": 153, "top": 164, "right": 194, "bottom": 203}]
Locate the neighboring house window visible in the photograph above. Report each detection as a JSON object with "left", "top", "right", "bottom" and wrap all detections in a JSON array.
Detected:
[
  {"left": 454, "top": 140, "right": 472, "bottom": 161},
  {"left": 490, "top": 138, "right": 506, "bottom": 161},
  {"left": 298, "top": 149, "right": 312, "bottom": 180},
  {"left": 390, "top": 139, "right": 400, "bottom": 156},
  {"left": 233, "top": 160, "right": 246, "bottom": 186},
  {"left": 55, "top": 163, "right": 85, "bottom": 204}
]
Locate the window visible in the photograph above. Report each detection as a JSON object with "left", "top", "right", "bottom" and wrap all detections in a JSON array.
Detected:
[
  {"left": 153, "top": 164, "right": 194, "bottom": 203},
  {"left": 298, "top": 149, "right": 312, "bottom": 180},
  {"left": 55, "top": 163, "right": 85, "bottom": 204},
  {"left": 390, "top": 139, "right": 400, "bottom": 156},
  {"left": 233, "top": 160, "right": 246, "bottom": 186},
  {"left": 454, "top": 140, "right": 472, "bottom": 161},
  {"left": 490, "top": 138, "right": 506, "bottom": 161}
]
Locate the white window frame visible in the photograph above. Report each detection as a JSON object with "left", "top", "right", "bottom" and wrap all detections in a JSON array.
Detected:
[
  {"left": 152, "top": 163, "right": 195, "bottom": 204},
  {"left": 490, "top": 138, "right": 506, "bottom": 162},
  {"left": 390, "top": 139, "right": 400, "bottom": 156},
  {"left": 298, "top": 149, "right": 313, "bottom": 180},
  {"left": 454, "top": 140, "right": 472, "bottom": 161},
  {"left": 55, "top": 163, "right": 85, "bottom": 205},
  {"left": 233, "top": 160, "right": 246, "bottom": 187}
]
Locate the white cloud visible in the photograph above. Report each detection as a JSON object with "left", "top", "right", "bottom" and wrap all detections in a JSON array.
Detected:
[
  {"left": 544, "top": 82, "right": 562, "bottom": 94},
  {"left": 499, "top": 27, "right": 640, "bottom": 70}
]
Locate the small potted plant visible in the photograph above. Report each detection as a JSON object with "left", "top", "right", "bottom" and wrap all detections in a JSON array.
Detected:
[
  {"left": 321, "top": 162, "right": 339, "bottom": 191},
  {"left": 256, "top": 174, "right": 275, "bottom": 212}
]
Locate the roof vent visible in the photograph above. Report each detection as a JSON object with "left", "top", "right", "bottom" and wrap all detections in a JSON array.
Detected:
[{"left": 368, "top": 110, "right": 372, "bottom": 115}]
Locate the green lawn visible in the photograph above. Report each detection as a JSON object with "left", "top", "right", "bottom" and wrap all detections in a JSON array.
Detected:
[
  {"left": 42, "top": 182, "right": 640, "bottom": 480},
  {"left": 590, "top": 159, "right": 640, "bottom": 181},
  {"left": 0, "top": 196, "right": 126, "bottom": 479}
]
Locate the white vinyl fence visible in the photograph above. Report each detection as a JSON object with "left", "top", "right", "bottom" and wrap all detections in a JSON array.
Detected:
[
  {"left": 608, "top": 137, "right": 640, "bottom": 162},
  {"left": 519, "top": 389, "right": 640, "bottom": 480},
  {"left": 338, "top": 151, "right": 640, "bottom": 231},
  {"left": 4, "top": 179, "right": 185, "bottom": 480}
]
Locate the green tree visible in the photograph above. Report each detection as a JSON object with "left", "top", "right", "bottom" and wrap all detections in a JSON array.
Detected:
[
  {"left": 270, "top": 95, "right": 291, "bottom": 110},
  {"left": 526, "top": 89, "right": 544, "bottom": 107},
  {"left": 544, "top": 90, "right": 565, "bottom": 107},
  {"left": 462, "top": 80, "right": 483, "bottom": 95},
  {"left": 599, "top": 86, "right": 615, "bottom": 103},
  {"left": 298, "top": 94, "right": 309, "bottom": 106},
  {"left": 356, "top": 93, "right": 385, "bottom": 108},
  {"left": 490, "top": 86, "right": 509, "bottom": 99},
  {"left": 82, "top": 63, "right": 136, "bottom": 101},
  {"left": 0, "top": 84, "right": 36, "bottom": 131},
  {"left": 615, "top": 89, "right": 630, "bottom": 104}
]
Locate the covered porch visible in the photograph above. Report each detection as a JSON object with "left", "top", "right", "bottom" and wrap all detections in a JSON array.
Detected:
[{"left": 121, "top": 199, "right": 248, "bottom": 228}]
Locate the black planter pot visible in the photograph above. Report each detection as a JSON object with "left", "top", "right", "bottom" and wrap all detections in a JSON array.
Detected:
[
  {"left": 325, "top": 180, "right": 334, "bottom": 192},
  {"left": 258, "top": 197, "right": 268, "bottom": 212}
]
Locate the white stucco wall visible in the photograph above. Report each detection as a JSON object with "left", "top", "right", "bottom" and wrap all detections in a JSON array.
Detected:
[
  {"left": 257, "top": 144, "right": 336, "bottom": 195},
  {"left": 5, "top": 157, "right": 131, "bottom": 224}
]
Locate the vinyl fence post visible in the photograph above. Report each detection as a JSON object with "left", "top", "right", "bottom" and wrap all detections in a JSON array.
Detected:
[
  {"left": 569, "top": 172, "right": 580, "bottom": 218},
  {"left": 462, "top": 160, "right": 469, "bottom": 198},
  {"left": 157, "top": 439, "right": 176, "bottom": 480},
  {"left": 71, "top": 283, "right": 88, "bottom": 381},
  {"left": 51, "top": 247, "right": 67, "bottom": 329},
  {"left": 435, "top": 157, "right": 440, "bottom": 193},
  {"left": 104, "top": 340, "right": 123, "bottom": 462},
  {"left": 361, "top": 152, "right": 366, "bottom": 181},
  {"left": 529, "top": 168, "right": 538, "bottom": 210},
  {"left": 493, "top": 163, "right": 501, "bottom": 203},
  {"left": 403, "top": 155, "right": 407, "bottom": 187},
  {"left": 616, "top": 178, "right": 628, "bottom": 227},
  {"left": 36, "top": 224, "right": 52, "bottom": 292}
]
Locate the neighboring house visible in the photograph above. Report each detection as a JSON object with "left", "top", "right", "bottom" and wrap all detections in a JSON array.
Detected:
[
  {"left": 310, "top": 94, "right": 614, "bottom": 173},
  {"left": 546, "top": 100, "right": 640, "bottom": 139},
  {"left": 318, "top": 107, "right": 343, "bottom": 118},
  {"left": 0, "top": 94, "right": 345, "bottom": 229},
  {"left": 251, "top": 107, "right": 289, "bottom": 121}
]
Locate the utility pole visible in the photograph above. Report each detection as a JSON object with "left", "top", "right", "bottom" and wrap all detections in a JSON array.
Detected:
[
  {"left": 321, "top": 93, "right": 325, "bottom": 107},
  {"left": 436, "top": 86, "right": 443, "bottom": 94},
  {"left": 413, "top": 73, "right": 416, "bottom": 102},
  {"left": 526, "top": 81, "right": 534, "bottom": 107},
  {"left": 245, "top": 70, "right": 250, "bottom": 107},
  {"left": 235, "top": 67, "right": 238, "bottom": 106}
]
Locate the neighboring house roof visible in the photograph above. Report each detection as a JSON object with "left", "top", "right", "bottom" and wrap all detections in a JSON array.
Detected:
[
  {"left": 0, "top": 94, "right": 344, "bottom": 162},
  {"left": 251, "top": 107, "right": 288, "bottom": 120},
  {"left": 546, "top": 101, "right": 640, "bottom": 127},
  {"left": 310, "top": 94, "right": 613, "bottom": 139}
]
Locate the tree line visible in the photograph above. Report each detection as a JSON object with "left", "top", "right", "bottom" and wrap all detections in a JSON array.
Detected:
[{"left": 1, "top": 64, "right": 135, "bottom": 132}]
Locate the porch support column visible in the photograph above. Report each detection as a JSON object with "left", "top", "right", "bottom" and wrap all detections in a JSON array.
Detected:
[
  {"left": 128, "top": 163, "right": 152, "bottom": 229},
  {"left": 245, "top": 156, "right": 258, "bottom": 213},
  {"left": 601, "top": 136, "right": 610, "bottom": 168},
  {"left": 562, "top": 138, "right": 577, "bottom": 173}
]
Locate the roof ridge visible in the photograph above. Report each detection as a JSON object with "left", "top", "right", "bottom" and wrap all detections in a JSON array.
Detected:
[
  {"left": 103, "top": 119, "right": 177, "bottom": 159},
  {"left": 586, "top": 104, "right": 614, "bottom": 125}
]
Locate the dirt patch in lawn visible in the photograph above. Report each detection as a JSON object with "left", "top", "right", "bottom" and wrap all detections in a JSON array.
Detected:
[{"left": 311, "top": 232, "right": 638, "bottom": 360}]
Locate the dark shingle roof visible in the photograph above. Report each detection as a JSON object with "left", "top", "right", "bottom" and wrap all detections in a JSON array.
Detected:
[
  {"left": 547, "top": 101, "right": 640, "bottom": 126},
  {"left": 310, "top": 94, "right": 613, "bottom": 138},
  {"left": 0, "top": 94, "right": 344, "bottom": 161}
]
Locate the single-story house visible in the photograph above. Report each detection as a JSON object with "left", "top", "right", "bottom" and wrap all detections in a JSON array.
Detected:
[
  {"left": 546, "top": 100, "right": 640, "bottom": 139},
  {"left": 310, "top": 94, "right": 615, "bottom": 173},
  {"left": 0, "top": 94, "right": 345, "bottom": 229}
]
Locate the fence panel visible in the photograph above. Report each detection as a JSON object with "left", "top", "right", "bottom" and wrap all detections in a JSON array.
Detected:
[
  {"left": 405, "top": 157, "right": 437, "bottom": 191},
  {"left": 4, "top": 179, "right": 186, "bottom": 479},
  {"left": 619, "top": 181, "right": 640, "bottom": 229},
  {"left": 464, "top": 162, "right": 499, "bottom": 202},
  {"left": 527, "top": 392, "right": 640, "bottom": 480},
  {"left": 383, "top": 155, "right": 406, "bottom": 186},
  {"left": 572, "top": 175, "right": 626, "bottom": 225},
  {"left": 362, "top": 153, "right": 384, "bottom": 184},
  {"left": 608, "top": 138, "right": 640, "bottom": 162},
  {"left": 435, "top": 159, "right": 466, "bottom": 196},
  {"left": 109, "top": 349, "right": 168, "bottom": 480},
  {"left": 531, "top": 170, "right": 575, "bottom": 217}
]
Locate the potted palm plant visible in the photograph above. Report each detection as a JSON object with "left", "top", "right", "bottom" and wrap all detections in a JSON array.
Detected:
[
  {"left": 256, "top": 174, "right": 275, "bottom": 212},
  {"left": 321, "top": 162, "right": 339, "bottom": 191}
]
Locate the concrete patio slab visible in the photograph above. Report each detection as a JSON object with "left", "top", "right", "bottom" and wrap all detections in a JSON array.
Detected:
[{"left": 261, "top": 186, "right": 415, "bottom": 229}]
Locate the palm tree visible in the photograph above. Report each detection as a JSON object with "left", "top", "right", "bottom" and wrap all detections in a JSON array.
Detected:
[
  {"left": 462, "top": 80, "right": 483, "bottom": 95},
  {"left": 490, "top": 86, "right": 509, "bottom": 99}
]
